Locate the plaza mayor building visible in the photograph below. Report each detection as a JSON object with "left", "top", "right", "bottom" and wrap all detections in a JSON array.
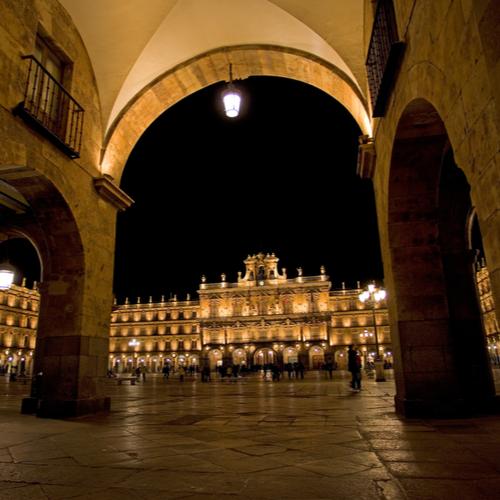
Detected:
[
  {"left": 0, "top": 279, "right": 39, "bottom": 375},
  {"left": 2, "top": 252, "right": 498, "bottom": 378},
  {"left": 109, "top": 252, "right": 391, "bottom": 373}
]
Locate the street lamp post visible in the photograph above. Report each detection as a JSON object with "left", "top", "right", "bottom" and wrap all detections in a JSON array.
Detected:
[{"left": 359, "top": 283, "right": 387, "bottom": 382}]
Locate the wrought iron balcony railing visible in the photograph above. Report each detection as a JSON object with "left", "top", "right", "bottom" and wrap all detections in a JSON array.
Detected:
[
  {"left": 15, "top": 55, "right": 84, "bottom": 158},
  {"left": 366, "top": 0, "right": 405, "bottom": 117}
]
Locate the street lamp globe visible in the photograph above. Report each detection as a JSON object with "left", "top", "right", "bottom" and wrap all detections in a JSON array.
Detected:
[
  {"left": 222, "top": 63, "right": 242, "bottom": 118},
  {"left": 222, "top": 86, "right": 241, "bottom": 118},
  {"left": 0, "top": 262, "right": 15, "bottom": 290},
  {"left": 358, "top": 282, "right": 387, "bottom": 382}
]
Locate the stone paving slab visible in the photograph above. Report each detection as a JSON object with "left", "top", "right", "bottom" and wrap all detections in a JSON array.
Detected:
[{"left": 0, "top": 371, "right": 499, "bottom": 499}]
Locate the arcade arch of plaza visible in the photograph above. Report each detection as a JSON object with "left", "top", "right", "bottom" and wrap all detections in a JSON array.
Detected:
[{"left": 0, "top": 0, "right": 499, "bottom": 418}]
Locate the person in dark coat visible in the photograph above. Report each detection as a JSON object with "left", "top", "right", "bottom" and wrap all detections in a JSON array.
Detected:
[{"left": 348, "top": 344, "right": 362, "bottom": 391}]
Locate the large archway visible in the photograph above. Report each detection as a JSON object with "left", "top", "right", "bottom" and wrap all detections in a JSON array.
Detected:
[
  {"left": 113, "top": 74, "right": 382, "bottom": 301},
  {"left": 388, "top": 99, "right": 496, "bottom": 417},
  {"left": 101, "top": 46, "right": 371, "bottom": 182},
  {"left": 0, "top": 166, "right": 111, "bottom": 418}
]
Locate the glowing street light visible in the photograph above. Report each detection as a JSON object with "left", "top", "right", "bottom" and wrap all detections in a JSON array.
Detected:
[
  {"left": 222, "top": 63, "right": 241, "bottom": 118},
  {"left": 0, "top": 238, "right": 15, "bottom": 290},
  {"left": 359, "top": 283, "right": 387, "bottom": 381},
  {"left": 0, "top": 262, "right": 15, "bottom": 290}
]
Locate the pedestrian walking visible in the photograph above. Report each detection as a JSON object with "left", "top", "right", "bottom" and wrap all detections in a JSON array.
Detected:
[{"left": 348, "top": 344, "right": 362, "bottom": 391}]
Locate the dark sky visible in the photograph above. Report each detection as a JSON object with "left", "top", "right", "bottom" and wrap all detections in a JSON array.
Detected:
[
  {"left": 113, "top": 76, "right": 383, "bottom": 302},
  {"left": 0, "top": 238, "right": 40, "bottom": 289}
]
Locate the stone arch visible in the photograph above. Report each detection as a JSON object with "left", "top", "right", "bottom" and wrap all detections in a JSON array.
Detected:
[
  {"left": 208, "top": 348, "right": 223, "bottom": 370},
  {"left": 0, "top": 165, "right": 110, "bottom": 417},
  {"left": 188, "top": 354, "right": 199, "bottom": 367},
  {"left": 232, "top": 348, "right": 247, "bottom": 366},
  {"left": 387, "top": 98, "right": 495, "bottom": 417},
  {"left": 283, "top": 346, "right": 298, "bottom": 365},
  {"left": 253, "top": 347, "right": 276, "bottom": 366},
  {"left": 101, "top": 45, "right": 371, "bottom": 182},
  {"left": 308, "top": 345, "right": 325, "bottom": 369},
  {"left": 378, "top": 58, "right": 500, "bottom": 303},
  {"left": 334, "top": 348, "right": 347, "bottom": 370}
]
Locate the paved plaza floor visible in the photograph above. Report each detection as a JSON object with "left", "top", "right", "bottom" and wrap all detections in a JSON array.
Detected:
[{"left": 1, "top": 370, "right": 500, "bottom": 499}]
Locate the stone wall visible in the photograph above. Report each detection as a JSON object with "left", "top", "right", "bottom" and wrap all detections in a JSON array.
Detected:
[
  {"left": 374, "top": 0, "right": 500, "bottom": 312},
  {"left": 0, "top": 0, "right": 119, "bottom": 416},
  {"left": 372, "top": 0, "right": 500, "bottom": 415}
]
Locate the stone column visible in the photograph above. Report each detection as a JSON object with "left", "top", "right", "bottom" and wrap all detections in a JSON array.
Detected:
[{"left": 18, "top": 173, "right": 131, "bottom": 418}]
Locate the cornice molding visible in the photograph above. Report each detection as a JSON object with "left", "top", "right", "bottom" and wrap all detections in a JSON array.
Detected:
[{"left": 93, "top": 174, "right": 134, "bottom": 211}]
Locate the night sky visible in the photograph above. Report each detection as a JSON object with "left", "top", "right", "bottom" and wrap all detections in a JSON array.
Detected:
[
  {"left": 0, "top": 238, "right": 40, "bottom": 289},
  {"left": 113, "top": 76, "right": 383, "bottom": 302}
]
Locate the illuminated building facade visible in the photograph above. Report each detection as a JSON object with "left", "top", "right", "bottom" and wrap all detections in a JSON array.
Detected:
[
  {"left": 109, "top": 253, "right": 392, "bottom": 372},
  {"left": 476, "top": 259, "right": 500, "bottom": 366},
  {"left": 2, "top": 253, "right": 498, "bottom": 378},
  {"left": 109, "top": 294, "right": 200, "bottom": 374},
  {"left": 0, "top": 280, "right": 38, "bottom": 375}
]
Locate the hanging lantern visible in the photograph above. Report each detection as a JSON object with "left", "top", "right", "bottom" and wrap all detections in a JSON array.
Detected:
[{"left": 222, "top": 63, "right": 241, "bottom": 118}]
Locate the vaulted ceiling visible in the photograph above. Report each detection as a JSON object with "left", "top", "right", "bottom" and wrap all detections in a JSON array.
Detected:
[{"left": 59, "top": 0, "right": 366, "bottom": 134}]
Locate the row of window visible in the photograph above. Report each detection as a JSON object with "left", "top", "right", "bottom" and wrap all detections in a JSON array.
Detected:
[
  {"left": 112, "top": 310, "right": 197, "bottom": 322},
  {"left": 113, "top": 302, "right": 386, "bottom": 323},
  {"left": 0, "top": 296, "right": 39, "bottom": 311},
  {"left": 0, "top": 333, "right": 35, "bottom": 349},
  {"left": 112, "top": 340, "right": 198, "bottom": 351},
  {"left": 0, "top": 314, "right": 38, "bottom": 329},
  {"left": 111, "top": 325, "right": 198, "bottom": 336}
]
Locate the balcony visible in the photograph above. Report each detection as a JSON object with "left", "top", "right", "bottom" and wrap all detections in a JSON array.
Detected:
[
  {"left": 15, "top": 56, "right": 84, "bottom": 158},
  {"left": 366, "top": 0, "right": 405, "bottom": 117}
]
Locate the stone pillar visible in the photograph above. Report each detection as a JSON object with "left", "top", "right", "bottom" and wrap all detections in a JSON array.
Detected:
[
  {"left": 222, "top": 347, "right": 233, "bottom": 369},
  {"left": 386, "top": 110, "right": 496, "bottom": 417},
  {"left": 201, "top": 349, "right": 210, "bottom": 371},
  {"left": 17, "top": 174, "right": 125, "bottom": 418},
  {"left": 324, "top": 348, "right": 335, "bottom": 366},
  {"left": 276, "top": 350, "right": 284, "bottom": 370},
  {"left": 21, "top": 240, "right": 113, "bottom": 417},
  {"left": 298, "top": 351, "right": 309, "bottom": 370}
]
